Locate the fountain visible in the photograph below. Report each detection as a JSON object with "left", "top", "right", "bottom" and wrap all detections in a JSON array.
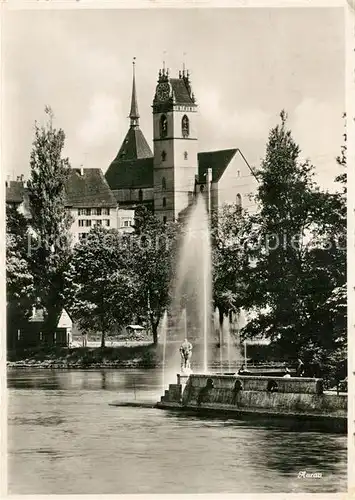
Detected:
[{"left": 169, "top": 194, "right": 212, "bottom": 373}]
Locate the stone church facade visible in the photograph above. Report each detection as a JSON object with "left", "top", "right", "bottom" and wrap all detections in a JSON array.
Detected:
[{"left": 105, "top": 62, "right": 258, "bottom": 221}]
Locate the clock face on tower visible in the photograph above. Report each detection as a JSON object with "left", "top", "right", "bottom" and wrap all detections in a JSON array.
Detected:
[{"left": 156, "top": 83, "right": 170, "bottom": 101}]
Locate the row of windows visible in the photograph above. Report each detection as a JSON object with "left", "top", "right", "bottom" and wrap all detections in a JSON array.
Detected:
[
  {"left": 78, "top": 220, "right": 132, "bottom": 238},
  {"left": 120, "top": 220, "right": 133, "bottom": 227},
  {"left": 160, "top": 114, "right": 190, "bottom": 139},
  {"left": 161, "top": 150, "right": 188, "bottom": 161},
  {"left": 78, "top": 219, "right": 110, "bottom": 227},
  {"left": 78, "top": 208, "right": 111, "bottom": 216}
]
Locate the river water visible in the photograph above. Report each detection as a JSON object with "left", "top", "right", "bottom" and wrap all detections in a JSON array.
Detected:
[{"left": 7, "top": 368, "right": 347, "bottom": 494}]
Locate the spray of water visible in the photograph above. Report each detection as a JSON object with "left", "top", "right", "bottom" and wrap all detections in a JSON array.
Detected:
[
  {"left": 170, "top": 195, "right": 212, "bottom": 373},
  {"left": 160, "top": 310, "right": 168, "bottom": 391}
]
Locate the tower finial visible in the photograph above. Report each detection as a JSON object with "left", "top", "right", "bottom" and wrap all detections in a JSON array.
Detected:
[
  {"left": 129, "top": 57, "right": 139, "bottom": 128},
  {"left": 162, "top": 50, "right": 167, "bottom": 76}
]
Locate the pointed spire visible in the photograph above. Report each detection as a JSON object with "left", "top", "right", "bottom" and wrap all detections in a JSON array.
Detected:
[{"left": 130, "top": 57, "right": 139, "bottom": 128}]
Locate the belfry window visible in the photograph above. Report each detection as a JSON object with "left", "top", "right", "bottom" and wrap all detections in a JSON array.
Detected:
[
  {"left": 162, "top": 177, "right": 166, "bottom": 190},
  {"left": 160, "top": 115, "right": 168, "bottom": 138},
  {"left": 184, "top": 151, "right": 188, "bottom": 160},
  {"left": 162, "top": 197, "right": 167, "bottom": 208},
  {"left": 182, "top": 115, "right": 189, "bottom": 138},
  {"left": 161, "top": 150, "right": 167, "bottom": 161}
]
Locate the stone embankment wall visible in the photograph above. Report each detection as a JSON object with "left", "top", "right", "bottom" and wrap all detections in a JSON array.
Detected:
[{"left": 161, "top": 374, "right": 347, "bottom": 417}]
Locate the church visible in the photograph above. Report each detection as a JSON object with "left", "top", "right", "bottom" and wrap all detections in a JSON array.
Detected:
[{"left": 105, "top": 62, "right": 258, "bottom": 221}]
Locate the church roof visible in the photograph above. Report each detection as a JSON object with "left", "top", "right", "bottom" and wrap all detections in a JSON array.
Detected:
[
  {"left": 110, "top": 60, "right": 152, "bottom": 166},
  {"left": 65, "top": 168, "right": 117, "bottom": 208},
  {"left": 113, "top": 127, "right": 153, "bottom": 163},
  {"left": 170, "top": 78, "right": 195, "bottom": 105},
  {"left": 106, "top": 148, "right": 255, "bottom": 191},
  {"left": 198, "top": 148, "right": 258, "bottom": 183},
  {"left": 105, "top": 157, "right": 154, "bottom": 189},
  {"left": 198, "top": 149, "right": 238, "bottom": 182}
]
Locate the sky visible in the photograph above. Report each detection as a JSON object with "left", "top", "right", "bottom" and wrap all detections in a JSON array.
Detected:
[{"left": 2, "top": 7, "right": 345, "bottom": 191}]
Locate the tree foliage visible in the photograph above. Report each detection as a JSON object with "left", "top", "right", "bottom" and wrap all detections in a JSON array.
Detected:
[
  {"left": 238, "top": 111, "right": 346, "bottom": 368},
  {"left": 129, "top": 207, "right": 179, "bottom": 344},
  {"left": 65, "top": 227, "right": 139, "bottom": 348},
  {"left": 6, "top": 206, "right": 34, "bottom": 324},
  {"left": 26, "top": 107, "right": 73, "bottom": 338},
  {"left": 211, "top": 205, "right": 251, "bottom": 324}
]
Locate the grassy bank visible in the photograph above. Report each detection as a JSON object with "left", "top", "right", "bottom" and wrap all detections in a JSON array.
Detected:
[{"left": 7, "top": 344, "right": 164, "bottom": 369}]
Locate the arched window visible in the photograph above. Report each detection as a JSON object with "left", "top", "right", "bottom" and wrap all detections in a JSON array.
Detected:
[
  {"left": 184, "top": 151, "right": 188, "bottom": 160},
  {"left": 162, "top": 177, "right": 166, "bottom": 190},
  {"left": 138, "top": 189, "right": 143, "bottom": 202},
  {"left": 236, "top": 193, "right": 242, "bottom": 213},
  {"left": 162, "top": 197, "right": 166, "bottom": 208},
  {"left": 237, "top": 170, "right": 241, "bottom": 177},
  {"left": 160, "top": 114, "right": 168, "bottom": 138},
  {"left": 182, "top": 115, "right": 189, "bottom": 138},
  {"left": 161, "top": 150, "right": 167, "bottom": 161}
]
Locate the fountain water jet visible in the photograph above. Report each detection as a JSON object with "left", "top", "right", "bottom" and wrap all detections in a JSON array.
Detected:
[
  {"left": 170, "top": 194, "right": 212, "bottom": 373},
  {"left": 160, "top": 310, "right": 168, "bottom": 391},
  {"left": 214, "top": 309, "right": 223, "bottom": 371}
]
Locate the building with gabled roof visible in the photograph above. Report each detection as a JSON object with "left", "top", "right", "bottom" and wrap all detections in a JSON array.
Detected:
[
  {"left": 65, "top": 167, "right": 134, "bottom": 243},
  {"left": 6, "top": 168, "right": 135, "bottom": 245},
  {"left": 105, "top": 61, "right": 259, "bottom": 221}
]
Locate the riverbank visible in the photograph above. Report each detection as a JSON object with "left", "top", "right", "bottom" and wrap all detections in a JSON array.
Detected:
[{"left": 7, "top": 344, "right": 164, "bottom": 369}]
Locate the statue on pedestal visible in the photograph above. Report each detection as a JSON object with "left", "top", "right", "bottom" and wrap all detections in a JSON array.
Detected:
[{"left": 180, "top": 338, "right": 193, "bottom": 373}]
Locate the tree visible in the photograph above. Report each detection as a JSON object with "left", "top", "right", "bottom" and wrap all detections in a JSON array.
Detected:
[
  {"left": 65, "top": 227, "right": 139, "bottom": 348},
  {"left": 6, "top": 206, "right": 34, "bottom": 348},
  {"left": 26, "top": 107, "right": 73, "bottom": 342},
  {"left": 211, "top": 204, "right": 251, "bottom": 327},
  {"left": 130, "top": 207, "right": 179, "bottom": 344},
  {"left": 240, "top": 111, "right": 346, "bottom": 365}
]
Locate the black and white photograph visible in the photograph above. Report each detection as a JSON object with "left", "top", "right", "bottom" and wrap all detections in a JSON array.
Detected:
[{"left": 2, "top": 1, "right": 351, "bottom": 496}]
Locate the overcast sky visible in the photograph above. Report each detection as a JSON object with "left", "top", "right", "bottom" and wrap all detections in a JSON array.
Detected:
[{"left": 3, "top": 7, "right": 345, "bottom": 191}]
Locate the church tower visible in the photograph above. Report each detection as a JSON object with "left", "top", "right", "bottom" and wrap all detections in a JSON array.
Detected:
[{"left": 152, "top": 67, "right": 198, "bottom": 222}]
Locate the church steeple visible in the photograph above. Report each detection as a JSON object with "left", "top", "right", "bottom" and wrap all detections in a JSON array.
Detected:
[
  {"left": 129, "top": 57, "right": 140, "bottom": 128},
  {"left": 107, "top": 58, "right": 152, "bottom": 164}
]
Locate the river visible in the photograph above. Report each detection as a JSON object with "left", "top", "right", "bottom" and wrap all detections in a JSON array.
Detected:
[{"left": 7, "top": 368, "right": 347, "bottom": 494}]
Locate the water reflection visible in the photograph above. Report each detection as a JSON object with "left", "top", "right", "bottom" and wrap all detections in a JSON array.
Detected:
[{"left": 7, "top": 368, "right": 347, "bottom": 494}]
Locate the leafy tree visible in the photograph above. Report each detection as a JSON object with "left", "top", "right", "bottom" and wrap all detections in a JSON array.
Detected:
[
  {"left": 130, "top": 207, "right": 179, "bottom": 344},
  {"left": 211, "top": 204, "right": 251, "bottom": 327},
  {"left": 6, "top": 206, "right": 34, "bottom": 347},
  {"left": 65, "top": 227, "right": 139, "bottom": 348},
  {"left": 26, "top": 107, "right": 73, "bottom": 342},
  {"left": 240, "top": 111, "right": 346, "bottom": 366}
]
